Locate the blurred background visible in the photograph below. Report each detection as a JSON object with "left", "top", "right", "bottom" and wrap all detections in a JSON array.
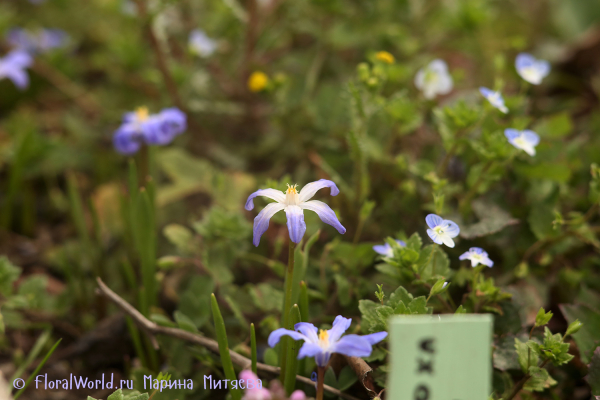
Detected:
[{"left": 1, "top": 0, "right": 600, "bottom": 399}]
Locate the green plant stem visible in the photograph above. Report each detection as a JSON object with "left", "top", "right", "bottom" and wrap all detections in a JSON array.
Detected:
[
  {"left": 283, "top": 305, "right": 301, "bottom": 395},
  {"left": 13, "top": 338, "right": 62, "bottom": 400},
  {"left": 316, "top": 366, "right": 325, "bottom": 400},
  {"left": 250, "top": 323, "right": 257, "bottom": 375},
  {"left": 211, "top": 293, "right": 242, "bottom": 400},
  {"left": 280, "top": 241, "right": 296, "bottom": 381},
  {"left": 505, "top": 359, "right": 549, "bottom": 400}
]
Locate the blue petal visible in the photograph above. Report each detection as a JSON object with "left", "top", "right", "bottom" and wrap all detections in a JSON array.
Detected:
[
  {"left": 536, "top": 60, "right": 551, "bottom": 78},
  {"left": 301, "top": 200, "right": 346, "bottom": 234},
  {"left": 142, "top": 118, "right": 172, "bottom": 145},
  {"left": 479, "top": 87, "right": 494, "bottom": 98},
  {"left": 285, "top": 205, "right": 306, "bottom": 244},
  {"left": 268, "top": 328, "right": 307, "bottom": 347},
  {"left": 471, "top": 247, "right": 484, "bottom": 255},
  {"left": 328, "top": 315, "right": 352, "bottom": 342},
  {"left": 459, "top": 251, "right": 471, "bottom": 260},
  {"left": 504, "top": 129, "right": 520, "bottom": 141},
  {"left": 361, "top": 331, "right": 388, "bottom": 345},
  {"left": 297, "top": 342, "right": 323, "bottom": 360},
  {"left": 396, "top": 240, "right": 406, "bottom": 247},
  {"left": 113, "top": 125, "right": 141, "bottom": 155},
  {"left": 159, "top": 107, "right": 187, "bottom": 135},
  {"left": 482, "top": 256, "right": 494, "bottom": 267},
  {"left": 330, "top": 335, "right": 373, "bottom": 358},
  {"left": 442, "top": 220, "right": 460, "bottom": 237},
  {"left": 298, "top": 179, "right": 340, "bottom": 202},
  {"left": 425, "top": 214, "right": 443, "bottom": 229},
  {"left": 522, "top": 130, "right": 540, "bottom": 146},
  {"left": 515, "top": 53, "right": 535, "bottom": 70},
  {"left": 252, "top": 203, "right": 285, "bottom": 247},
  {"left": 373, "top": 243, "right": 391, "bottom": 256},
  {"left": 244, "top": 188, "right": 286, "bottom": 211},
  {"left": 294, "top": 322, "right": 319, "bottom": 343},
  {"left": 426, "top": 229, "right": 442, "bottom": 245},
  {"left": 4, "top": 67, "right": 29, "bottom": 90}
]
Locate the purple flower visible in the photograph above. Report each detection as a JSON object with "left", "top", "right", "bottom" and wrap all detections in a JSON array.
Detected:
[
  {"left": 113, "top": 107, "right": 187, "bottom": 154},
  {"left": 7, "top": 28, "right": 68, "bottom": 54},
  {"left": 459, "top": 247, "right": 494, "bottom": 267},
  {"left": 515, "top": 53, "right": 550, "bottom": 85},
  {"left": 504, "top": 129, "right": 539, "bottom": 156},
  {"left": 479, "top": 87, "right": 508, "bottom": 114},
  {"left": 373, "top": 240, "right": 406, "bottom": 257},
  {"left": 425, "top": 214, "right": 460, "bottom": 248},
  {"left": 188, "top": 29, "right": 217, "bottom": 57},
  {"left": 245, "top": 180, "right": 346, "bottom": 246},
  {"left": 0, "top": 50, "right": 33, "bottom": 90},
  {"left": 268, "top": 315, "right": 387, "bottom": 367}
]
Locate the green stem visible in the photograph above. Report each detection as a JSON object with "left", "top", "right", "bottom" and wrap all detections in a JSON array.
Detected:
[
  {"left": 280, "top": 241, "right": 296, "bottom": 381},
  {"left": 316, "top": 366, "right": 325, "bottom": 400},
  {"left": 250, "top": 323, "right": 257, "bottom": 375}
]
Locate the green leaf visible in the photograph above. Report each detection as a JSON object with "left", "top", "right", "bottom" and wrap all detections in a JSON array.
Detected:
[
  {"left": 585, "top": 347, "right": 600, "bottom": 395},
  {"left": 429, "top": 278, "right": 449, "bottom": 297},
  {"left": 565, "top": 319, "right": 583, "bottom": 336},
  {"left": 417, "top": 245, "right": 451, "bottom": 281},
  {"left": 528, "top": 202, "right": 559, "bottom": 240},
  {"left": 534, "top": 113, "right": 573, "bottom": 138},
  {"left": 535, "top": 307, "right": 553, "bottom": 327},
  {"left": 174, "top": 311, "right": 199, "bottom": 333},
  {"left": 516, "top": 162, "right": 572, "bottom": 183},
  {"left": 337, "top": 366, "right": 358, "bottom": 391},
  {"left": 407, "top": 297, "right": 432, "bottom": 315},
  {"left": 163, "top": 224, "right": 193, "bottom": 254},
  {"left": 455, "top": 305, "right": 466, "bottom": 314},
  {"left": 107, "top": 389, "right": 124, "bottom": 400},
  {"left": 358, "top": 299, "right": 381, "bottom": 333},
  {"left": 515, "top": 338, "right": 538, "bottom": 373},
  {"left": 334, "top": 274, "right": 351, "bottom": 306},
  {"left": 460, "top": 200, "right": 519, "bottom": 239},
  {"left": 0, "top": 256, "right": 21, "bottom": 297},
  {"left": 524, "top": 366, "right": 557, "bottom": 392},
  {"left": 405, "top": 232, "right": 423, "bottom": 252},
  {"left": 264, "top": 347, "right": 278, "bottom": 366},
  {"left": 493, "top": 335, "right": 522, "bottom": 371},
  {"left": 560, "top": 303, "right": 600, "bottom": 363},
  {"left": 388, "top": 286, "right": 413, "bottom": 309}
]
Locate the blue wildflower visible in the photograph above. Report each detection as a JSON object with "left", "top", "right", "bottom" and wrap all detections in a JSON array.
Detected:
[
  {"left": 425, "top": 214, "right": 460, "bottom": 248},
  {"left": 0, "top": 50, "right": 33, "bottom": 90},
  {"left": 7, "top": 28, "right": 68, "bottom": 54},
  {"left": 268, "top": 315, "right": 387, "bottom": 367},
  {"left": 373, "top": 240, "right": 406, "bottom": 257},
  {"left": 459, "top": 247, "right": 494, "bottom": 267},
  {"left": 515, "top": 53, "right": 550, "bottom": 85},
  {"left": 113, "top": 107, "right": 187, "bottom": 155},
  {"left": 414, "top": 59, "right": 453, "bottom": 99},
  {"left": 504, "top": 129, "right": 539, "bottom": 156},
  {"left": 189, "top": 30, "right": 217, "bottom": 57},
  {"left": 479, "top": 87, "right": 508, "bottom": 114},
  {"left": 245, "top": 180, "right": 346, "bottom": 246}
]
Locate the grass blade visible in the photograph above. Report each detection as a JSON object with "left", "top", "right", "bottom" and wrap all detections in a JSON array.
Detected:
[{"left": 211, "top": 294, "right": 242, "bottom": 400}]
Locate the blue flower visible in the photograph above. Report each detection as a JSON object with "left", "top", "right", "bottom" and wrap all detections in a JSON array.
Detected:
[
  {"left": 373, "top": 240, "right": 406, "bottom": 257},
  {"left": 113, "top": 107, "right": 187, "bottom": 155},
  {"left": 0, "top": 50, "right": 33, "bottom": 90},
  {"left": 459, "top": 247, "right": 494, "bottom": 267},
  {"left": 479, "top": 87, "right": 508, "bottom": 114},
  {"left": 515, "top": 53, "right": 550, "bottom": 85},
  {"left": 268, "top": 315, "right": 387, "bottom": 367},
  {"left": 245, "top": 180, "right": 346, "bottom": 246},
  {"left": 425, "top": 214, "right": 460, "bottom": 248},
  {"left": 7, "top": 28, "right": 68, "bottom": 54},
  {"left": 189, "top": 30, "right": 217, "bottom": 57},
  {"left": 504, "top": 129, "right": 539, "bottom": 156},
  {"left": 414, "top": 59, "right": 453, "bottom": 99}
]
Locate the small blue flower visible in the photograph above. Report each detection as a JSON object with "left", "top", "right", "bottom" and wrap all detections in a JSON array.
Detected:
[
  {"left": 0, "top": 50, "right": 33, "bottom": 90},
  {"left": 515, "top": 53, "right": 550, "bottom": 85},
  {"left": 414, "top": 59, "right": 453, "bottom": 99},
  {"left": 479, "top": 87, "right": 508, "bottom": 114},
  {"left": 113, "top": 107, "right": 187, "bottom": 155},
  {"left": 7, "top": 28, "right": 68, "bottom": 54},
  {"left": 245, "top": 180, "right": 346, "bottom": 246},
  {"left": 373, "top": 240, "right": 406, "bottom": 257},
  {"left": 459, "top": 247, "right": 494, "bottom": 268},
  {"left": 189, "top": 30, "right": 217, "bottom": 57},
  {"left": 504, "top": 129, "right": 539, "bottom": 156},
  {"left": 268, "top": 315, "right": 387, "bottom": 367},
  {"left": 425, "top": 214, "right": 460, "bottom": 248}
]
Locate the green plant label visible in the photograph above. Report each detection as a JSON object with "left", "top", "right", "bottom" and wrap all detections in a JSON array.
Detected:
[{"left": 387, "top": 314, "right": 493, "bottom": 399}]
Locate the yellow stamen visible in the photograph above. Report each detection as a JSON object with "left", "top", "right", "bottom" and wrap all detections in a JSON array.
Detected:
[
  {"left": 286, "top": 183, "right": 298, "bottom": 194},
  {"left": 318, "top": 329, "right": 329, "bottom": 345},
  {"left": 375, "top": 51, "right": 395, "bottom": 64},
  {"left": 135, "top": 106, "right": 149, "bottom": 121},
  {"left": 248, "top": 71, "right": 269, "bottom": 92}
]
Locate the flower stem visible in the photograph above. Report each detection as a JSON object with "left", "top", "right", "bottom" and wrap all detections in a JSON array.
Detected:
[
  {"left": 280, "top": 240, "right": 296, "bottom": 381},
  {"left": 316, "top": 366, "right": 325, "bottom": 400}
]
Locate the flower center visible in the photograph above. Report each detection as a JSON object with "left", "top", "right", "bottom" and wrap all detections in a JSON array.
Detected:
[
  {"left": 434, "top": 226, "right": 445, "bottom": 236},
  {"left": 318, "top": 329, "right": 330, "bottom": 347},
  {"left": 285, "top": 183, "right": 299, "bottom": 205},
  {"left": 424, "top": 69, "right": 439, "bottom": 85},
  {"left": 135, "top": 106, "right": 149, "bottom": 121},
  {"left": 514, "top": 136, "right": 528, "bottom": 149}
]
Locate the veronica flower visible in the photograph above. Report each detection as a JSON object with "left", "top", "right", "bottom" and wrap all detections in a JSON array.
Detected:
[
  {"left": 479, "top": 87, "right": 508, "bottom": 113},
  {"left": 113, "top": 107, "right": 187, "bottom": 155},
  {"left": 240, "top": 370, "right": 306, "bottom": 400},
  {"left": 425, "top": 214, "right": 460, "bottom": 248},
  {"left": 245, "top": 180, "right": 346, "bottom": 246},
  {"left": 268, "top": 316, "right": 387, "bottom": 367},
  {"left": 459, "top": 247, "right": 494, "bottom": 268},
  {"left": 515, "top": 53, "right": 550, "bottom": 85},
  {"left": 414, "top": 59, "right": 453, "bottom": 99},
  {"left": 373, "top": 240, "right": 406, "bottom": 257},
  {"left": 504, "top": 129, "right": 539, "bottom": 156},
  {"left": 188, "top": 29, "right": 217, "bottom": 57},
  {"left": 0, "top": 50, "right": 33, "bottom": 90},
  {"left": 7, "top": 28, "right": 68, "bottom": 54}
]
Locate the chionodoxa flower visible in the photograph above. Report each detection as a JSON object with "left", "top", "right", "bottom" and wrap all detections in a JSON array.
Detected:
[
  {"left": 245, "top": 180, "right": 346, "bottom": 246},
  {"left": 373, "top": 240, "right": 406, "bottom": 257},
  {"left": 7, "top": 28, "right": 68, "bottom": 54},
  {"left": 113, "top": 107, "right": 187, "bottom": 155},
  {"left": 239, "top": 370, "right": 305, "bottom": 400},
  {"left": 504, "top": 129, "right": 540, "bottom": 156},
  {"left": 414, "top": 59, "right": 453, "bottom": 99},
  {"left": 479, "top": 87, "right": 508, "bottom": 113},
  {"left": 459, "top": 247, "right": 494, "bottom": 268},
  {"left": 425, "top": 214, "right": 460, "bottom": 248},
  {"left": 515, "top": 53, "right": 550, "bottom": 85},
  {"left": 268, "top": 316, "right": 387, "bottom": 367},
  {"left": 188, "top": 29, "right": 217, "bottom": 57},
  {"left": 0, "top": 50, "right": 33, "bottom": 90}
]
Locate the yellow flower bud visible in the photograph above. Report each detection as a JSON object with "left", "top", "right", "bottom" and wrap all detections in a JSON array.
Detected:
[
  {"left": 375, "top": 51, "right": 395, "bottom": 64},
  {"left": 248, "top": 71, "right": 269, "bottom": 92}
]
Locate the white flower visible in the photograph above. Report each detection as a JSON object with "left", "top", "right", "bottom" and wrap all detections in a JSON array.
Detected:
[
  {"left": 504, "top": 129, "right": 540, "bottom": 156},
  {"left": 515, "top": 53, "right": 550, "bottom": 85},
  {"left": 459, "top": 247, "right": 494, "bottom": 267},
  {"left": 425, "top": 214, "right": 460, "bottom": 248},
  {"left": 414, "top": 59, "right": 453, "bottom": 99},
  {"left": 188, "top": 29, "right": 217, "bottom": 57},
  {"left": 479, "top": 87, "right": 508, "bottom": 113}
]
